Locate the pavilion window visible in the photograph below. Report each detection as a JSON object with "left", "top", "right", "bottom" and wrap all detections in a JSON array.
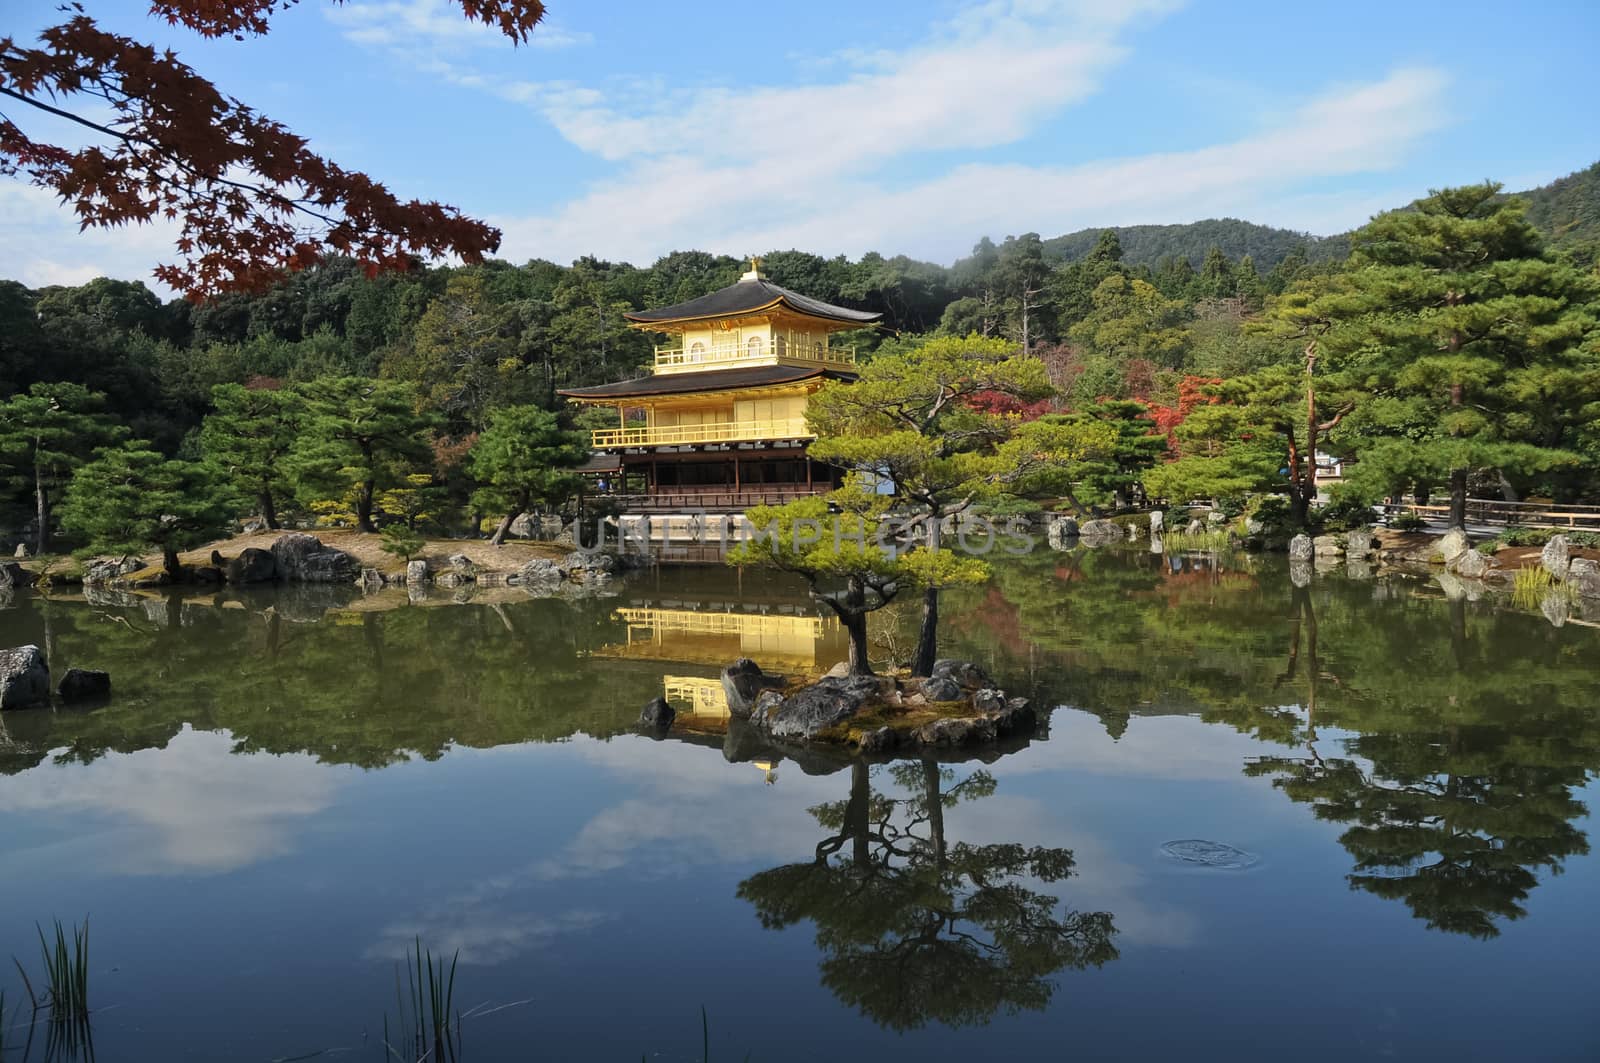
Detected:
[{"left": 747, "top": 335, "right": 764, "bottom": 357}]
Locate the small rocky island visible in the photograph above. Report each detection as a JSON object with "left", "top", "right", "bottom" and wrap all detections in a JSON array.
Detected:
[{"left": 700, "top": 657, "right": 1037, "bottom": 756}]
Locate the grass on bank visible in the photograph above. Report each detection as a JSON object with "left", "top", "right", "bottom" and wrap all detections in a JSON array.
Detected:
[
  {"left": 1511, "top": 566, "right": 1578, "bottom": 610},
  {"left": 1158, "top": 527, "right": 1235, "bottom": 551}
]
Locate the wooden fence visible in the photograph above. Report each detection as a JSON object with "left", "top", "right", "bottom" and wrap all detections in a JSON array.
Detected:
[{"left": 1391, "top": 498, "right": 1600, "bottom": 531}]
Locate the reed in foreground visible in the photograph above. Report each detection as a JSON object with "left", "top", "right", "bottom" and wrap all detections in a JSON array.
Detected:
[
  {"left": 383, "top": 938, "right": 459, "bottom": 1063},
  {"left": 8, "top": 918, "right": 95, "bottom": 1061},
  {"left": 37, "top": 920, "right": 91, "bottom": 1024}
]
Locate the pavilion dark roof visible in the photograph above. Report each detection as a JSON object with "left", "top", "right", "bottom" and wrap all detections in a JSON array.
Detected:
[
  {"left": 557, "top": 364, "right": 856, "bottom": 401},
  {"left": 623, "top": 277, "right": 881, "bottom": 327}
]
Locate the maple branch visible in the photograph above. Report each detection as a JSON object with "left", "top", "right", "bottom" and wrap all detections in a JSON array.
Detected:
[
  {"left": 1, "top": 13, "right": 508, "bottom": 295},
  {"left": 0, "top": 83, "right": 343, "bottom": 231}
]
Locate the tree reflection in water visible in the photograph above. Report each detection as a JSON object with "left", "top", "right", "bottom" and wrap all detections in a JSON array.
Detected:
[
  {"left": 1246, "top": 588, "right": 1591, "bottom": 939},
  {"left": 943, "top": 548, "right": 1600, "bottom": 940},
  {"left": 738, "top": 760, "right": 1117, "bottom": 1031}
]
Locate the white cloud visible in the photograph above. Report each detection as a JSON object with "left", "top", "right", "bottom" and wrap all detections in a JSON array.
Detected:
[
  {"left": 490, "top": 66, "right": 1448, "bottom": 265},
  {"left": 513, "top": 1, "right": 1176, "bottom": 166},
  {"left": 326, "top": 0, "right": 591, "bottom": 53},
  {"left": 0, "top": 160, "right": 181, "bottom": 296},
  {"left": 368, "top": 907, "right": 610, "bottom": 966},
  {"left": 0, "top": 0, "right": 1450, "bottom": 287},
  {"left": 0, "top": 726, "right": 338, "bottom": 874}
]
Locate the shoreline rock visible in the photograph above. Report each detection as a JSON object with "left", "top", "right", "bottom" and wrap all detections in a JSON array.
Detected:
[
  {"left": 271, "top": 534, "right": 362, "bottom": 584},
  {"left": 1078, "top": 519, "right": 1121, "bottom": 545},
  {"left": 721, "top": 658, "right": 785, "bottom": 718},
  {"left": 58, "top": 668, "right": 111, "bottom": 703},
  {"left": 0, "top": 645, "right": 50, "bottom": 710},
  {"left": 638, "top": 696, "right": 675, "bottom": 733}
]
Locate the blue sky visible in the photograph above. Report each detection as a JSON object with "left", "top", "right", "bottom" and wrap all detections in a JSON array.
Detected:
[{"left": 4, "top": 0, "right": 1597, "bottom": 292}]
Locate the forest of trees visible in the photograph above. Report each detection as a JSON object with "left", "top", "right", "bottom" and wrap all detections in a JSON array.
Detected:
[{"left": 0, "top": 163, "right": 1597, "bottom": 555}]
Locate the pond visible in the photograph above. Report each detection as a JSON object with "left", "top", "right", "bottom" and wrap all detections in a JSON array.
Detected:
[{"left": 0, "top": 548, "right": 1597, "bottom": 1061}]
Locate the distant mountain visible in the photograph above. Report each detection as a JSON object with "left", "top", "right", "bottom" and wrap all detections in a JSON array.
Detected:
[
  {"left": 1515, "top": 161, "right": 1600, "bottom": 255},
  {"left": 1041, "top": 218, "right": 1349, "bottom": 271},
  {"left": 1039, "top": 161, "right": 1600, "bottom": 271}
]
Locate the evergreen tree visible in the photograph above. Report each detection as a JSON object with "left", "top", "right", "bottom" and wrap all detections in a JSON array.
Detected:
[
  {"left": 1068, "top": 275, "right": 1191, "bottom": 369},
  {"left": 1037, "top": 400, "right": 1166, "bottom": 511},
  {"left": 467, "top": 405, "right": 588, "bottom": 544},
  {"left": 1335, "top": 184, "right": 1599, "bottom": 525},
  {"left": 288, "top": 377, "right": 437, "bottom": 532},
  {"left": 1141, "top": 397, "right": 1282, "bottom": 505},
  {"left": 200, "top": 383, "right": 300, "bottom": 530},
  {"left": 990, "top": 234, "right": 1053, "bottom": 349},
  {"left": 807, "top": 336, "right": 1110, "bottom": 675},
  {"left": 1086, "top": 229, "right": 1124, "bottom": 265},
  {"left": 1264, "top": 245, "right": 1309, "bottom": 294},
  {"left": 1049, "top": 233, "right": 1127, "bottom": 334},
  {"left": 60, "top": 442, "right": 239, "bottom": 580},
  {"left": 1197, "top": 245, "right": 1234, "bottom": 300},
  {"left": 549, "top": 258, "right": 651, "bottom": 388},
  {"left": 0, "top": 382, "right": 126, "bottom": 554},
  {"left": 1151, "top": 254, "right": 1198, "bottom": 300},
  {"left": 728, "top": 491, "right": 939, "bottom": 676},
  {"left": 0, "top": 281, "right": 46, "bottom": 394},
  {"left": 937, "top": 295, "right": 1001, "bottom": 338},
  {"left": 1150, "top": 363, "right": 1361, "bottom": 524},
  {"left": 1234, "top": 254, "right": 1265, "bottom": 310},
  {"left": 383, "top": 271, "right": 526, "bottom": 432}
]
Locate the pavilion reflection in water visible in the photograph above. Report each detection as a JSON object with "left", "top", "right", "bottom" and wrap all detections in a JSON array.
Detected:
[{"left": 592, "top": 603, "right": 846, "bottom": 726}]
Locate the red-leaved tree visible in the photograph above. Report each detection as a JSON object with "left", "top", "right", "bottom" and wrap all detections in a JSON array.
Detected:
[
  {"left": 965, "top": 389, "right": 1054, "bottom": 420},
  {"left": 1, "top": 1, "right": 547, "bottom": 297},
  {"left": 1146, "top": 375, "right": 1222, "bottom": 455}
]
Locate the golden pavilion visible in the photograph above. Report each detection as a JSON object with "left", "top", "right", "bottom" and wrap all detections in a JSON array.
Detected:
[{"left": 558, "top": 260, "right": 879, "bottom": 512}]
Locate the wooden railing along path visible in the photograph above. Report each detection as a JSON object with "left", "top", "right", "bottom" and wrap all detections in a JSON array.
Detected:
[{"left": 1392, "top": 498, "right": 1600, "bottom": 531}]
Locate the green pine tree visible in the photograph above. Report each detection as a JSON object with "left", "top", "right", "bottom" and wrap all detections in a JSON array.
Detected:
[
  {"left": 806, "top": 335, "right": 1110, "bottom": 675},
  {"left": 1036, "top": 400, "right": 1166, "bottom": 511},
  {"left": 288, "top": 376, "right": 438, "bottom": 533},
  {"left": 0, "top": 382, "right": 126, "bottom": 555},
  {"left": 1197, "top": 244, "right": 1233, "bottom": 300},
  {"left": 200, "top": 383, "right": 300, "bottom": 530},
  {"left": 1336, "top": 183, "right": 1599, "bottom": 526},
  {"left": 467, "top": 405, "right": 588, "bottom": 544},
  {"left": 60, "top": 443, "right": 240, "bottom": 580}
]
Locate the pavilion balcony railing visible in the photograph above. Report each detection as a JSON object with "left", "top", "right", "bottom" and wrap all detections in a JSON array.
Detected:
[
  {"left": 653, "top": 339, "right": 855, "bottom": 372},
  {"left": 662, "top": 677, "right": 731, "bottom": 717},
  {"left": 590, "top": 418, "right": 812, "bottom": 448},
  {"left": 602, "top": 486, "right": 830, "bottom": 513},
  {"left": 617, "top": 608, "right": 826, "bottom": 639}
]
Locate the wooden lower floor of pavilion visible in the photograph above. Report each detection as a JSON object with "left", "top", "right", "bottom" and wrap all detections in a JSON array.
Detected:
[{"left": 583, "top": 444, "right": 841, "bottom": 514}]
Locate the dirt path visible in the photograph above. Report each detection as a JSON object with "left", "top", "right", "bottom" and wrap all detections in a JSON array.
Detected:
[{"left": 180, "top": 529, "right": 567, "bottom": 577}]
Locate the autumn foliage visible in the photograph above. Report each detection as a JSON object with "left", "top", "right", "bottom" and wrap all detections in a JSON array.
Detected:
[
  {"left": 965, "top": 389, "right": 1054, "bottom": 419},
  {"left": 1146, "top": 375, "right": 1222, "bottom": 454},
  {"left": 0, "top": 1, "right": 547, "bottom": 297}
]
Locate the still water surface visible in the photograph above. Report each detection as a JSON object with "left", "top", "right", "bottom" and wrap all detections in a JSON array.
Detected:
[{"left": 0, "top": 550, "right": 1596, "bottom": 1061}]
